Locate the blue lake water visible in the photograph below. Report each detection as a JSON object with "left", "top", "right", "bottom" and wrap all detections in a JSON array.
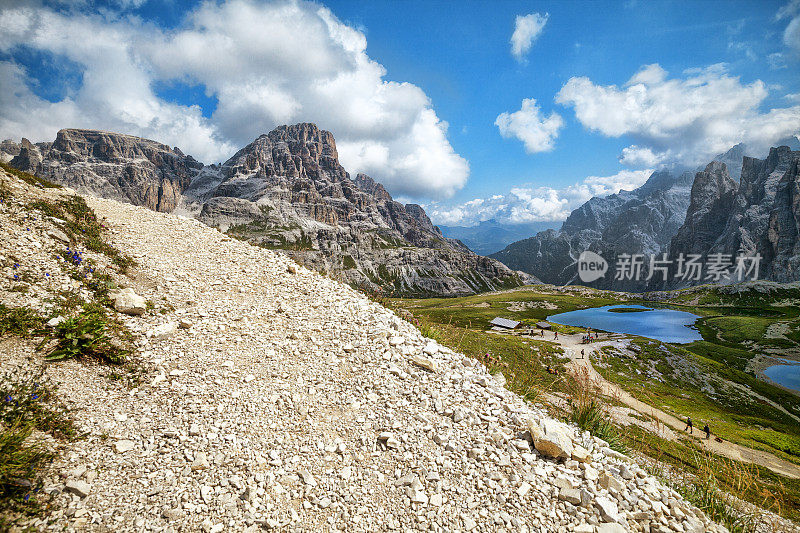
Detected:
[
  {"left": 764, "top": 363, "right": 800, "bottom": 393},
  {"left": 547, "top": 304, "right": 703, "bottom": 344}
]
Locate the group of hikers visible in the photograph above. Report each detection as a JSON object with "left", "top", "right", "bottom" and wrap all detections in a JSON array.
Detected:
[
  {"left": 582, "top": 328, "right": 598, "bottom": 343},
  {"left": 684, "top": 416, "right": 714, "bottom": 440}
]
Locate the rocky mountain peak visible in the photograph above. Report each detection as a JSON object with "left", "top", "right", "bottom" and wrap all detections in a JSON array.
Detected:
[
  {"left": 666, "top": 145, "right": 800, "bottom": 285},
  {"left": 8, "top": 124, "right": 523, "bottom": 296}
]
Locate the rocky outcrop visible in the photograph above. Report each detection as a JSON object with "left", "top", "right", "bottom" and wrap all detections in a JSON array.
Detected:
[
  {"left": 668, "top": 161, "right": 737, "bottom": 257},
  {"left": 10, "top": 124, "right": 524, "bottom": 297},
  {"left": 0, "top": 139, "right": 21, "bottom": 162},
  {"left": 667, "top": 146, "right": 800, "bottom": 285},
  {"left": 10, "top": 129, "right": 203, "bottom": 212}
]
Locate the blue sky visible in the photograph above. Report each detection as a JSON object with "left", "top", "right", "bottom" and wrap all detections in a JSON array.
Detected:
[{"left": 1, "top": 0, "right": 799, "bottom": 225}]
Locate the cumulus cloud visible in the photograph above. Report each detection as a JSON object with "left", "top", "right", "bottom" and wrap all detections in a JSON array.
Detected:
[
  {"left": 555, "top": 63, "right": 800, "bottom": 166},
  {"left": 427, "top": 168, "right": 652, "bottom": 226},
  {"left": 510, "top": 13, "right": 548, "bottom": 61},
  {"left": 619, "top": 145, "right": 666, "bottom": 168},
  {"left": 495, "top": 98, "right": 563, "bottom": 153},
  {"left": 0, "top": 0, "right": 468, "bottom": 199},
  {"left": 778, "top": 0, "right": 800, "bottom": 54}
]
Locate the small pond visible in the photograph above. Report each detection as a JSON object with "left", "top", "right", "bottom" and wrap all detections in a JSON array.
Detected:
[
  {"left": 547, "top": 304, "right": 702, "bottom": 344},
  {"left": 763, "top": 363, "right": 800, "bottom": 394}
]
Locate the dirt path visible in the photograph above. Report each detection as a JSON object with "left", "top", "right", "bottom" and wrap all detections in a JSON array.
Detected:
[{"left": 550, "top": 332, "right": 800, "bottom": 479}]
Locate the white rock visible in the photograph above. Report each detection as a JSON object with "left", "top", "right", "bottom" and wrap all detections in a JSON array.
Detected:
[
  {"left": 112, "top": 288, "right": 147, "bottom": 316},
  {"left": 65, "top": 480, "right": 91, "bottom": 498},
  {"left": 596, "top": 496, "right": 620, "bottom": 522},
  {"left": 113, "top": 440, "right": 135, "bottom": 453}
]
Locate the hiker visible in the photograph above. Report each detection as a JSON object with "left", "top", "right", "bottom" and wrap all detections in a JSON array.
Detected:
[
  {"left": 554, "top": 331, "right": 558, "bottom": 340},
  {"left": 580, "top": 349, "right": 585, "bottom": 359},
  {"left": 704, "top": 424, "right": 711, "bottom": 440},
  {"left": 684, "top": 416, "right": 693, "bottom": 434}
]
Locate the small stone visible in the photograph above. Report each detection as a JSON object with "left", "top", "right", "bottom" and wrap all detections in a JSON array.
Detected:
[
  {"left": 46, "top": 316, "right": 66, "bottom": 327},
  {"left": 191, "top": 452, "right": 210, "bottom": 471},
  {"left": 596, "top": 523, "right": 626, "bottom": 533},
  {"left": 298, "top": 469, "right": 317, "bottom": 486},
  {"left": 162, "top": 508, "right": 185, "bottom": 520},
  {"left": 596, "top": 496, "right": 620, "bottom": 522},
  {"left": 410, "top": 355, "right": 437, "bottom": 372},
  {"left": 559, "top": 488, "right": 582, "bottom": 505},
  {"left": 113, "top": 440, "right": 135, "bottom": 454},
  {"left": 571, "top": 445, "right": 591, "bottom": 463}
]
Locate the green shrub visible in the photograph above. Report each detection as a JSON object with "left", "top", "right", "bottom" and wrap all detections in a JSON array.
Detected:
[
  {"left": 0, "top": 366, "right": 77, "bottom": 439},
  {"left": 0, "top": 421, "right": 53, "bottom": 517},
  {"left": 42, "top": 306, "right": 129, "bottom": 364}
]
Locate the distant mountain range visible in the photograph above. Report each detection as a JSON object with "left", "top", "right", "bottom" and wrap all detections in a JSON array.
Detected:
[
  {"left": 438, "top": 220, "right": 560, "bottom": 256},
  {"left": 3, "top": 125, "right": 527, "bottom": 297},
  {"left": 489, "top": 138, "right": 800, "bottom": 291}
]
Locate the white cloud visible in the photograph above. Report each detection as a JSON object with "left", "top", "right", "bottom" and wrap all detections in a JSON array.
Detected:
[
  {"left": 427, "top": 168, "right": 653, "bottom": 226},
  {"left": 619, "top": 145, "right": 666, "bottom": 168},
  {"left": 778, "top": 0, "right": 800, "bottom": 53},
  {"left": 510, "top": 13, "right": 548, "bottom": 61},
  {"left": 0, "top": 0, "right": 468, "bottom": 199},
  {"left": 495, "top": 98, "right": 563, "bottom": 153},
  {"left": 555, "top": 63, "right": 800, "bottom": 166}
]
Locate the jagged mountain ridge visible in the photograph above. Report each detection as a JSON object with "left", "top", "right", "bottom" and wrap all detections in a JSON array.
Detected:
[
  {"left": 486, "top": 142, "right": 789, "bottom": 291},
  {"left": 9, "top": 130, "right": 202, "bottom": 212},
  {"left": 7, "top": 124, "right": 526, "bottom": 297},
  {"left": 490, "top": 168, "right": 695, "bottom": 291},
  {"left": 668, "top": 146, "right": 800, "bottom": 286}
]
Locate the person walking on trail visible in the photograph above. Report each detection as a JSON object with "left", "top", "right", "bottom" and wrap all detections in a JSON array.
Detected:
[
  {"left": 554, "top": 331, "right": 558, "bottom": 340},
  {"left": 704, "top": 423, "right": 711, "bottom": 440},
  {"left": 684, "top": 417, "right": 693, "bottom": 434},
  {"left": 580, "top": 349, "right": 585, "bottom": 359}
]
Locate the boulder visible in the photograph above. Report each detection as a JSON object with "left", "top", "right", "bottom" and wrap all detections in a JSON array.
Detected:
[
  {"left": 529, "top": 419, "right": 574, "bottom": 460},
  {"left": 112, "top": 288, "right": 147, "bottom": 316}
]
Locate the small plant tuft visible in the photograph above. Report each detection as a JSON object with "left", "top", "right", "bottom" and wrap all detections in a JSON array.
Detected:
[
  {"left": 0, "top": 305, "right": 44, "bottom": 338},
  {"left": 41, "top": 305, "right": 130, "bottom": 364}
]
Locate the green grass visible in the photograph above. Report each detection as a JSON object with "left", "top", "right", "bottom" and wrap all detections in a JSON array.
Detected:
[
  {"left": 0, "top": 366, "right": 77, "bottom": 524},
  {"left": 705, "top": 316, "right": 773, "bottom": 345},
  {"left": 0, "top": 306, "right": 44, "bottom": 338},
  {"left": 25, "top": 195, "right": 136, "bottom": 273},
  {"left": 40, "top": 304, "right": 131, "bottom": 364}
]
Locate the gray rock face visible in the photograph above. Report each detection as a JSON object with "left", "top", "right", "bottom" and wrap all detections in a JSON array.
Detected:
[
  {"left": 668, "top": 146, "right": 800, "bottom": 285},
  {"left": 10, "top": 129, "right": 202, "bottom": 212},
  {"left": 491, "top": 169, "right": 694, "bottom": 290},
  {"left": 185, "top": 123, "right": 525, "bottom": 296},
  {"left": 668, "top": 161, "right": 737, "bottom": 257},
  {"left": 0, "top": 139, "right": 21, "bottom": 162},
  {"left": 10, "top": 124, "right": 524, "bottom": 297}
]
